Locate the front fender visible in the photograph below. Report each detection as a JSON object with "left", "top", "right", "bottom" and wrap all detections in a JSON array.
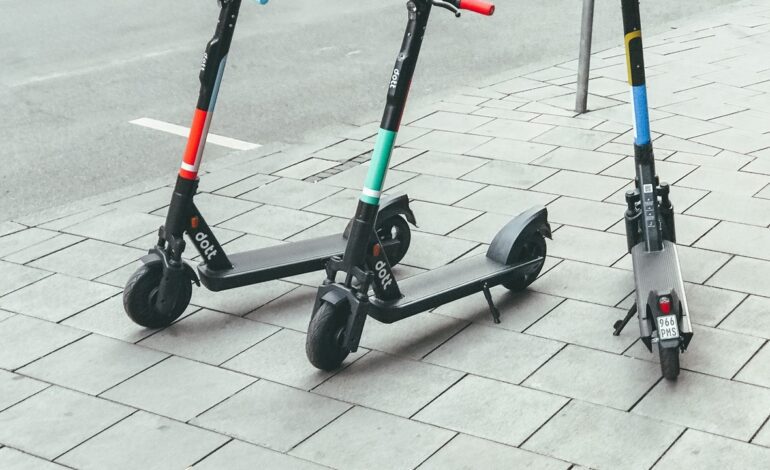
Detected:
[
  {"left": 487, "top": 206, "right": 551, "bottom": 265},
  {"left": 140, "top": 249, "right": 200, "bottom": 286}
]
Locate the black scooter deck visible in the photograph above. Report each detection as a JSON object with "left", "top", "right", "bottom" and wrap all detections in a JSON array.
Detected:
[
  {"left": 198, "top": 234, "right": 346, "bottom": 291},
  {"left": 368, "top": 254, "right": 543, "bottom": 323}
]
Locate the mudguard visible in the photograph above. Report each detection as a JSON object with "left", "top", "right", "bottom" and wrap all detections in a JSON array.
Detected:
[
  {"left": 141, "top": 249, "right": 200, "bottom": 286},
  {"left": 486, "top": 206, "right": 551, "bottom": 265},
  {"left": 343, "top": 193, "right": 417, "bottom": 239}
]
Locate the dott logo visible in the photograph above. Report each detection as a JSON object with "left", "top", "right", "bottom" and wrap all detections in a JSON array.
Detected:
[
  {"left": 195, "top": 232, "right": 218, "bottom": 260},
  {"left": 200, "top": 52, "right": 208, "bottom": 72},
  {"left": 389, "top": 69, "right": 400, "bottom": 89},
  {"left": 374, "top": 260, "right": 393, "bottom": 289}
]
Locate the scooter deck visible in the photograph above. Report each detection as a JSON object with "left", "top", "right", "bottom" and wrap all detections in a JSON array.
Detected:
[
  {"left": 198, "top": 234, "right": 346, "bottom": 291},
  {"left": 368, "top": 254, "right": 543, "bottom": 323},
  {"left": 631, "top": 240, "right": 693, "bottom": 339}
]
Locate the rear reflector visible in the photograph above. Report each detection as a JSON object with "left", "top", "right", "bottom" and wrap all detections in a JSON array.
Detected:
[{"left": 658, "top": 296, "right": 671, "bottom": 314}]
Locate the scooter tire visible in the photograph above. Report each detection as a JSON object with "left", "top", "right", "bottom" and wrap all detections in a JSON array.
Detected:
[
  {"left": 306, "top": 301, "right": 350, "bottom": 371},
  {"left": 503, "top": 232, "right": 547, "bottom": 292},
  {"left": 123, "top": 263, "right": 192, "bottom": 328},
  {"left": 659, "top": 345, "right": 680, "bottom": 381}
]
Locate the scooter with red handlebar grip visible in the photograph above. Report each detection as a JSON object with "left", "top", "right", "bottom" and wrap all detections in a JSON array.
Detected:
[{"left": 459, "top": 0, "right": 495, "bottom": 16}]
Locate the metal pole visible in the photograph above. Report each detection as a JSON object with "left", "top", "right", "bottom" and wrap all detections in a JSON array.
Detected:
[{"left": 575, "top": 0, "right": 595, "bottom": 114}]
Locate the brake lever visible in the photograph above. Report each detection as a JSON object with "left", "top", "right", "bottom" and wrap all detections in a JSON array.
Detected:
[{"left": 431, "top": 0, "right": 461, "bottom": 17}]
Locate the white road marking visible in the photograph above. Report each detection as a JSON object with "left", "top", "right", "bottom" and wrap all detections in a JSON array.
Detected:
[{"left": 129, "top": 117, "right": 261, "bottom": 151}]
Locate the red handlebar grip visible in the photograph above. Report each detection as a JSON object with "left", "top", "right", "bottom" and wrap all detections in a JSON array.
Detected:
[{"left": 459, "top": 0, "right": 495, "bottom": 16}]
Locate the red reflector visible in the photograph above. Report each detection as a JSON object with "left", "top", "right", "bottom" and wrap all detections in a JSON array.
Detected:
[
  {"left": 372, "top": 244, "right": 381, "bottom": 257},
  {"left": 658, "top": 296, "right": 671, "bottom": 314}
]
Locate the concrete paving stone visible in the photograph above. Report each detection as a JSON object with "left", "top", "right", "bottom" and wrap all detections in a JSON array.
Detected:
[
  {"left": 20, "top": 334, "right": 166, "bottom": 395},
  {"left": 399, "top": 232, "right": 478, "bottom": 270},
  {"left": 395, "top": 151, "right": 487, "bottom": 179},
  {"left": 629, "top": 323, "right": 764, "bottom": 379},
  {"left": 678, "top": 166, "right": 769, "bottom": 196},
  {"left": 533, "top": 147, "right": 623, "bottom": 174},
  {"left": 489, "top": 77, "right": 549, "bottom": 94},
  {"left": 218, "top": 205, "right": 328, "bottom": 240},
  {"left": 735, "top": 343, "right": 770, "bottom": 388},
  {"left": 720, "top": 295, "right": 770, "bottom": 340},
  {"left": 695, "top": 128, "right": 770, "bottom": 155},
  {"left": 655, "top": 135, "right": 721, "bottom": 156},
  {"left": 415, "top": 375, "right": 567, "bottom": 447},
  {"left": 240, "top": 178, "right": 341, "bottom": 210},
  {"left": 682, "top": 283, "right": 746, "bottom": 327},
  {"left": 672, "top": 245, "right": 731, "bottom": 284},
  {"left": 0, "top": 309, "right": 13, "bottom": 322},
  {"left": 407, "top": 201, "right": 481, "bottom": 236},
  {"left": 708, "top": 256, "right": 770, "bottom": 298},
  {"left": 656, "top": 429, "right": 770, "bottom": 470},
  {"left": 0, "top": 386, "right": 132, "bottom": 460},
  {"left": 322, "top": 163, "right": 415, "bottom": 190},
  {"left": 666, "top": 150, "right": 753, "bottom": 171},
  {"left": 744, "top": 153, "right": 770, "bottom": 176},
  {"left": 546, "top": 197, "right": 622, "bottom": 230},
  {"left": 0, "top": 447, "right": 67, "bottom": 469},
  {"left": 634, "top": 371, "right": 770, "bottom": 441},
  {"left": 594, "top": 120, "right": 631, "bottom": 134},
  {"left": 192, "top": 380, "right": 350, "bottom": 452},
  {"left": 276, "top": 158, "right": 339, "bottom": 180},
  {"left": 304, "top": 188, "right": 359, "bottom": 218},
  {"left": 696, "top": 220, "right": 770, "bottom": 260},
  {"left": 470, "top": 118, "right": 554, "bottom": 142},
  {"left": 0, "top": 221, "right": 25, "bottom": 237},
  {"left": 420, "top": 434, "right": 570, "bottom": 470},
  {"left": 0, "top": 228, "right": 58, "bottom": 258},
  {"left": 449, "top": 212, "right": 518, "bottom": 243},
  {"left": 0, "top": 261, "right": 50, "bottom": 297},
  {"left": 514, "top": 85, "right": 573, "bottom": 102},
  {"left": 532, "top": 113, "right": 607, "bottom": 131},
  {"left": 534, "top": 169, "right": 630, "bottom": 202},
  {"left": 37, "top": 206, "right": 115, "bottom": 232},
  {"left": 755, "top": 420, "right": 770, "bottom": 448},
  {"left": 177, "top": 192, "right": 258, "bottom": 225},
  {"left": 62, "top": 209, "right": 163, "bottom": 244},
  {"left": 108, "top": 187, "right": 170, "bottom": 213},
  {"left": 223, "top": 328, "right": 364, "bottom": 390},
  {"left": 216, "top": 232, "right": 283, "bottom": 254},
  {"left": 472, "top": 106, "right": 540, "bottom": 121},
  {"left": 526, "top": 299, "right": 638, "bottom": 353},
  {"left": 315, "top": 350, "right": 464, "bottom": 416},
  {"left": 703, "top": 67, "right": 770, "bottom": 87},
  {"left": 139, "top": 309, "right": 278, "bottom": 365},
  {"left": 465, "top": 137, "right": 556, "bottom": 163},
  {"left": 389, "top": 146, "right": 428, "bottom": 166},
  {"left": 102, "top": 356, "right": 254, "bottom": 422},
  {"left": 29, "top": 239, "right": 144, "bottom": 280},
  {"left": 645, "top": 213, "right": 716, "bottom": 246},
  {"left": 225, "top": 150, "right": 309, "bottom": 177},
  {"left": 660, "top": 98, "right": 747, "bottom": 121},
  {"left": 3, "top": 233, "right": 84, "bottom": 265},
  {"left": 0, "top": 315, "right": 86, "bottom": 370},
  {"left": 532, "top": 125, "right": 618, "bottom": 151},
  {"left": 58, "top": 411, "right": 228, "bottom": 470},
  {"left": 462, "top": 160, "right": 557, "bottom": 189},
  {"left": 194, "top": 440, "right": 326, "bottom": 470},
  {"left": 0, "top": 274, "right": 119, "bottom": 322},
  {"left": 357, "top": 310, "right": 466, "bottom": 358},
  {"left": 525, "top": 345, "right": 660, "bottom": 410},
  {"left": 287, "top": 216, "right": 348, "bottom": 242},
  {"left": 478, "top": 98, "right": 528, "bottom": 111},
  {"left": 0, "top": 370, "right": 47, "bottom": 412},
  {"left": 434, "top": 288, "right": 563, "bottom": 332},
  {"left": 311, "top": 139, "right": 371, "bottom": 162},
  {"left": 424, "top": 323, "right": 562, "bottom": 384},
  {"left": 686, "top": 191, "right": 770, "bottom": 226},
  {"left": 292, "top": 406, "right": 452, "bottom": 470},
  {"left": 547, "top": 225, "right": 627, "bottom": 266},
  {"left": 245, "top": 285, "right": 316, "bottom": 331},
  {"left": 602, "top": 156, "right": 696, "bottom": 184},
  {"left": 531, "top": 260, "right": 634, "bottom": 307},
  {"left": 652, "top": 115, "right": 727, "bottom": 139},
  {"left": 524, "top": 400, "right": 682, "bottom": 470},
  {"left": 404, "top": 130, "right": 492, "bottom": 154},
  {"left": 411, "top": 111, "right": 493, "bottom": 133},
  {"left": 391, "top": 174, "right": 485, "bottom": 205},
  {"left": 713, "top": 109, "right": 770, "bottom": 134},
  {"left": 212, "top": 173, "right": 277, "bottom": 198},
  {"left": 196, "top": 169, "right": 261, "bottom": 194},
  {"left": 543, "top": 93, "right": 624, "bottom": 112},
  {"left": 456, "top": 185, "right": 557, "bottom": 217}
]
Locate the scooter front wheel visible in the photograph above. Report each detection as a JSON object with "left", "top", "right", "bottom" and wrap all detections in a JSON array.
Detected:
[
  {"left": 503, "top": 232, "right": 547, "bottom": 292},
  {"left": 123, "top": 263, "right": 192, "bottom": 328},
  {"left": 659, "top": 345, "right": 680, "bottom": 380},
  {"left": 376, "top": 215, "right": 411, "bottom": 266},
  {"left": 306, "top": 301, "right": 350, "bottom": 371}
]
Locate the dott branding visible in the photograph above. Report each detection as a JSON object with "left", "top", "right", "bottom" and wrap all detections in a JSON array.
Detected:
[
  {"left": 389, "top": 69, "right": 400, "bottom": 89},
  {"left": 194, "top": 232, "right": 218, "bottom": 260}
]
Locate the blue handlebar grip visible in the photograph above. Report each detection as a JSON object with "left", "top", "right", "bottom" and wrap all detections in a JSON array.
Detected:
[{"left": 256, "top": 0, "right": 268, "bottom": 4}]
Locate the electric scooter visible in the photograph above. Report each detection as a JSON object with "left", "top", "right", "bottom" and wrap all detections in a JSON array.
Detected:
[
  {"left": 611, "top": 0, "right": 693, "bottom": 380},
  {"left": 123, "top": 0, "right": 415, "bottom": 328},
  {"left": 305, "top": 0, "right": 553, "bottom": 371}
]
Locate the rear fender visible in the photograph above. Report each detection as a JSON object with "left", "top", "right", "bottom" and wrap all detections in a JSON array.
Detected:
[
  {"left": 343, "top": 193, "right": 417, "bottom": 239},
  {"left": 486, "top": 206, "right": 551, "bottom": 265}
]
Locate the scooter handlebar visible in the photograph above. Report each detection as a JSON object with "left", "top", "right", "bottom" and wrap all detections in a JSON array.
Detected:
[{"left": 458, "top": 0, "right": 495, "bottom": 16}]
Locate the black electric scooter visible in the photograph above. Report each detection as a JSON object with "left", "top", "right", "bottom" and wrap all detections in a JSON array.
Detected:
[
  {"left": 305, "top": 0, "right": 553, "bottom": 371},
  {"left": 123, "top": 0, "right": 415, "bottom": 328},
  {"left": 611, "top": 0, "right": 693, "bottom": 380}
]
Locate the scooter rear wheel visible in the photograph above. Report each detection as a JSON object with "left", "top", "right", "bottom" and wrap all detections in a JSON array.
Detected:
[
  {"left": 123, "top": 263, "right": 192, "bottom": 328},
  {"left": 659, "top": 345, "right": 680, "bottom": 380},
  {"left": 376, "top": 215, "right": 411, "bottom": 266},
  {"left": 503, "top": 232, "right": 547, "bottom": 292},
  {"left": 306, "top": 301, "right": 350, "bottom": 371}
]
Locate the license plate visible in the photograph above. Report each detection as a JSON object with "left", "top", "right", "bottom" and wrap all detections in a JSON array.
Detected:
[{"left": 657, "top": 315, "right": 679, "bottom": 340}]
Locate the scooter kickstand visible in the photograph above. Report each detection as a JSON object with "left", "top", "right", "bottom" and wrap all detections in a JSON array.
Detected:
[
  {"left": 613, "top": 303, "right": 637, "bottom": 336},
  {"left": 482, "top": 283, "right": 501, "bottom": 324}
]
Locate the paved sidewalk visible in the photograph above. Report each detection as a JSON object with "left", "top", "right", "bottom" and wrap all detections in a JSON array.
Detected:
[{"left": 3, "top": 1, "right": 770, "bottom": 469}]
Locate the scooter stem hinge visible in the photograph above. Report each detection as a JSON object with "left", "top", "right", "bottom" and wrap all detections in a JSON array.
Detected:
[{"left": 482, "top": 283, "right": 501, "bottom": 324}]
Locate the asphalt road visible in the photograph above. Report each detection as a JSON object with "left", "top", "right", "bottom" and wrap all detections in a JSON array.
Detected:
[{"left": 1, "top": 0, "right": 741, "bottom": 222}]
